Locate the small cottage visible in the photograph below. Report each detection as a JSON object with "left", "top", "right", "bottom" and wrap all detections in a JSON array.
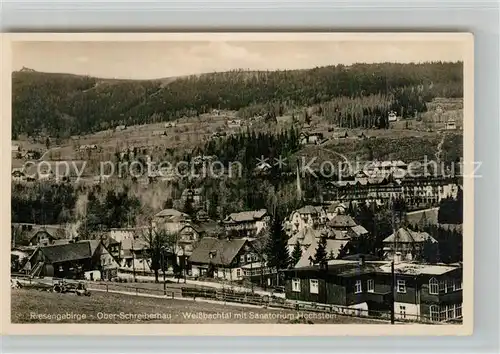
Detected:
[
  {"left": 189, "top": 237, "right": 255, "bottom": 281},
  {"left": 24, "top": 240, "right": 119, "bottom": 280}
]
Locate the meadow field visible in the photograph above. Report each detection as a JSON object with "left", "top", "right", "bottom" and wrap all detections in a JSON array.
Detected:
[{"left": 11, "top": 288, "right": 382, "bottom": 324}]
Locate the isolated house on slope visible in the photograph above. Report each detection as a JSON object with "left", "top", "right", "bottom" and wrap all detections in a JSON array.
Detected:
[
  {"left": 445, "top": 118, "right": 457, "bottom": 130},
  {"left": 12, "top": 223, "right": 69, "bottom": 247}
]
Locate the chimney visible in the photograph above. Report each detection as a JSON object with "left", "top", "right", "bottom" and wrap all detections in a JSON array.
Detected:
[{"left": 358, "top": 255, "right": 365, "bottom": 266}]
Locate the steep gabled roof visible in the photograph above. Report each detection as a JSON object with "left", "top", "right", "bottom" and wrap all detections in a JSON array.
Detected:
[
  {"left": 38, "top": 241, "right": 95, "bottom": 263},
  {"left": 120, "top": 238, "right": 149, "bottom": 251},
  {"left": 189, "top": 237, "right": 247, "bottom": 266},
  {"left": 382, "top": 227, "right": 437, "bottom": 244},
  {"left": 328, "top": 215, "right": 357, "bottom": 228},
  {"left": 296, "top": 205, "right": 320, "bottom": 215},
  {"left": 154, "top": 209, "right": 189, "bottom": 219},
  {"left": 351, "top": 225, "right": 369, "bottom": 236},
  {"left": 293, "top": 227, "right": 320, "bottom": 246},
  {"left": 223, "top": 209, "right": 268, "bottom": 223}
]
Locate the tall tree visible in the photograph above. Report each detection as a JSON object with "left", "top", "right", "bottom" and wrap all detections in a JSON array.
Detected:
[
  {"left": 183, "top": 195, "right": 195, "bottom": 217},
  {"left": 313, "top": 236, "right": 328, "bottom": 268},
  {"left": 265, "top": 212, "right": 289, "bottom": 285},
  {"left": 142, "top": 225, "right": 179, "bottom": 283},
  {"left": 419, "top": 238, "right": 440, "bottom": 264},
  {"left": 290, "top": 241, "right": 302, "bottom": 268}
]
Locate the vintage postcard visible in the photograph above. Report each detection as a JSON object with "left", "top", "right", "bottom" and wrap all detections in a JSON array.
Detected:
[{"left": 1, "top": 33, "right": 474, "bottom": 336}]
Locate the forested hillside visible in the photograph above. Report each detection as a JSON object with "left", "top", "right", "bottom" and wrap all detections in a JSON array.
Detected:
[{"left": 12, "top": 62, "right": 463, "bottom": 139}]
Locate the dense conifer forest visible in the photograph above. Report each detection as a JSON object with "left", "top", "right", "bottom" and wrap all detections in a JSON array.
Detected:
[{"left": 12, "top": 62, "right": 463, "bottom": 138}]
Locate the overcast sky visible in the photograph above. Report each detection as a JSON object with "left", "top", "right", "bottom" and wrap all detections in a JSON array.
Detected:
[{"left": 12, "top": 40, "right": 466, "bottom": 80}]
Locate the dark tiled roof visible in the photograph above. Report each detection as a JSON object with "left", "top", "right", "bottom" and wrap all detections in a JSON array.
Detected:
[
  {"left": 341, "top": 254, "right": 380, "bottom": 261},
  {"left": 40, "top": 241, "right": 93, "bottom": 263},
  {"left": 287, "top": 261, "right": 378, "bottom": 277},
  {"left": 336, "top": 263, "right": 382, "bottom": 277},
  {"left": 189, "top": 237, "right": 247, "bottom": 266},
  {"left": 328, "top": 215, "right": 357, "bottom": 228},
  {"left": 350, "top": 225, "right": 369, "bottom": 236}
]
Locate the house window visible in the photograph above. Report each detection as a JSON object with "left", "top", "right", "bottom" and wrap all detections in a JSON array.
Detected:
[
  {"left": 399, "top": 305, "right": 406, "bottom": 319},
  {"left": 292, "top": 278, "right": 301, "bottom": 292},
  {"left": 440, "top": 305, "right": 447, "bottom": 321},
  {"left": 455, "top": 303, "right": 462, "bottom": 318},
  {"left": 309, "top": 279, "right": 319, "bottom": 294},
  {"left": 439, "top": 280, "right": 446, "bottom": 293},
  {"left": 246, "top": 254, "right": 252, "bottom": 262},
  {"left": 397, "top": 279, "right": 406, "bottom": 293},
  {"left": 236, "top": 269, "right": 241, "bottom": 278},
  {"left": 240, "top": 255, "right": 245, "bottom": 263},
  {"left": 429, "top": 278, "right": 439, "bottom": 295},
  {"left": 447, "top": 304, "right": 455, "bottom": 319},
  {"left": 429, "top": 305, "right": 440, "bottom": 322},
  {"left": 367, "top": 279, "right": 374, "bottom": 293},
  {"left": 446, "top": 280, "right": 454, "bottom": 293},
  {"left": 354, "top": 280, "right": 362, "bottom": 294}
]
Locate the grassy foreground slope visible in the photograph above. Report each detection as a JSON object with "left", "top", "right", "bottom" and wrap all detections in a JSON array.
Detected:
[{"left": 11, "top": 288, "right": 381, "bottom": 324}]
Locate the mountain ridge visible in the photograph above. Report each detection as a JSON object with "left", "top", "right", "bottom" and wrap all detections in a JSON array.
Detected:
[{"left": 12, "top": 61, "right": 463, "bottom": 139}]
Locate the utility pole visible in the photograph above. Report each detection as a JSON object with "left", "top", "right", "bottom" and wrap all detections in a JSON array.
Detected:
[
  {"left": 391, "top": 260, "right": 395, "bottom": 324},
  {"left": 183, "top": 246, "right": 187, "bottom": 284},
  {"left": 250, "top": 257, "right": 254, "bottom": 293},
  {"left": 161, "top": 247, "right": 166, "bottom": 295},
  {"left": 245, "top": 244, "right": 254, "bottom": 293},
  {"left": 390, "top": 195, "right": 397, "bottom": 325},
  {"left": 132, "top": 237, "right": 136, "bottom": 283}
]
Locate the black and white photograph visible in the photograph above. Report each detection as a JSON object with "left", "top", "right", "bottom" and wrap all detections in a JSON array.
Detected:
[{"left": 4, "top": 33, "right": 474, "bottom": 334}]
